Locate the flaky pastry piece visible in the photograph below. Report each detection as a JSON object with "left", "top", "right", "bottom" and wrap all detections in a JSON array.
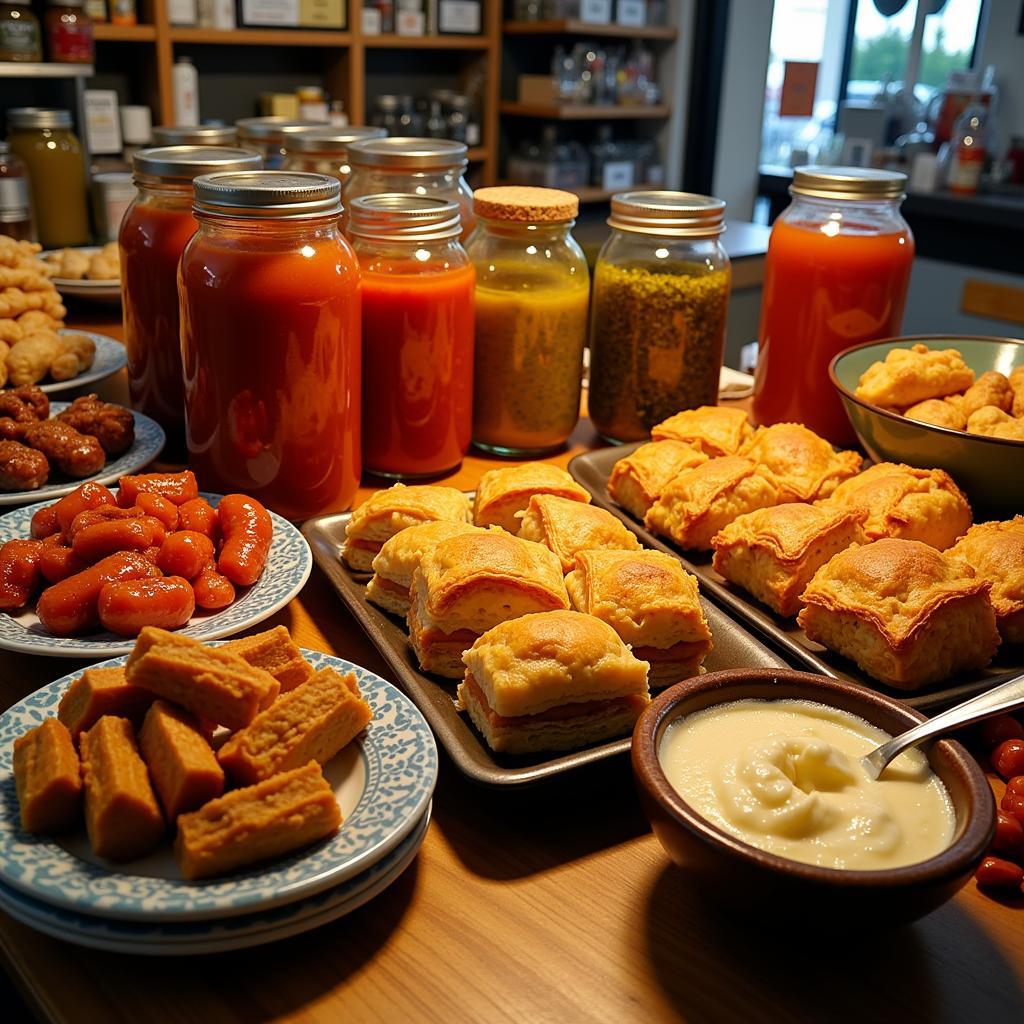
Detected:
[
  {"left": 607, "top": 440, "right": 709, "bottom": 520},
  {"left": 855, "top": 343, "right": 975, "bottom": 409},
  {"left": 473, "top": 462, "right": 590, "bottom": 533},
  {"left": 711, "top": 502, "right": 867, "bottom": 617},
  {"left": 902, "top": 398, "right": 966, "bottom": 431},
  {"left": 650, "top": 405, "right": 754, "bottom": 457},
  {"left": 739, "top": 422, "right": 862, "bottom": 502},
  {"left": 946, "top": 517, "right": 1024, "bottom": 644},
  {"left": 822, "top": 462, "right": 971, "bottom": 550},
  {"left": 797, "top": 538, "right": 999, "bottom": 689},
  {"left": 645, "top": 456, "right": 781, "bottom": 551},
  {"left": 566, "top": 549, "right": 712, "bottom": 687},
  {"left": 517, "top": 493, "right": 641, "bottom": 573},
  {"left": 458, "top": 610, "right": 650, "bottom": 754},
  {"left": 343, "top": 483, "right": 472, "bottom": 572},
  {"left": 408, "top": 531, "right": 569, "bottom": 678},
  {"left": 966, "top": 405, "right": 1024, "bottom": 442}
]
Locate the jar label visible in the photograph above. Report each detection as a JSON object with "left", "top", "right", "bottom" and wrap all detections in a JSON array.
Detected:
[
  {"left": 49, "top": 22, "right": 94, "bottom": 61},
  {"left": 0, "top": 18, "right": 41, "bottom": 54},
  {"left": 0, "top": 176, "right": 30, "bottom": 211}
]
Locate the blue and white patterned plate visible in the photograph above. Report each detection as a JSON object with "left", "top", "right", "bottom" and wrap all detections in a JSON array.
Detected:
[
  {"left": 0, "top": 403, "right": 165, "bottom": 508},
  {"left": 0, "top": 649, "right": 438, "bottom": 922},
  {"left": 0, "top": 492, "right": 312, "bottom": 657},
  {"left": 38, "top": 332, "right": 127, "bottom": 395}
]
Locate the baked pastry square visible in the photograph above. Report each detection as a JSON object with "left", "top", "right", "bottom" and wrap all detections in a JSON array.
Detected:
[
  {"left": 854, "top": 343, "right": 974, "bottom": 409},
  {"left": 823, "top": 462, "right": 971, "bottom": 550},
  {"left": 946, "top": 517, "right": 1024, "bottom": 643},
  {"left": 408, "top": 530, "right": 569, "bottom": 678},
  {"left": 650, "top": 406, "right": 754, "bottom": 457},
  {"left": 342, "top": 484, "right": 472, "bottom": 572},
  {"left": 711, "top": 502, "right": 867, "bottom": 617},
  {"left": 517, "top": 493, "right": 641, "bottom": 572},
  {"left": 607, "top": 440, "right": 709, "bottom": 520},
  {"left": 739, "top": 422, "right": 862, "bottom": 502},
  {"left": 565, "top": 550, "right": 712, "bottom": 687},
  {"left": 797, "top": 538, "right": 999, "bottom": 690},
  {"left": 473, "top": 462, "right": 590, "bottom": 533},
  {"left": 458, "top": 609, "right": 650, "bottom": 754},
  {"left": 645, "top": 456, "right": 781, "bottom": 551}
]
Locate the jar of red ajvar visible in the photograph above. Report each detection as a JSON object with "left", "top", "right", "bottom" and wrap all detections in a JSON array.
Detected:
[
  {"left": 179, "top": 171, "right": 362, "bottom": 518},
  {"left": 120, "top": 145, "right": 261, "bottom": 450}
]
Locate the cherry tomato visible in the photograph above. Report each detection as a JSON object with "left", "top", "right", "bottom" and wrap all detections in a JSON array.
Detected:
[
  {"left": 979, "top": 716, "right": 1024, "bottom": 749},
  {"left": 992, "top": 811, "right": 1024, "bottom": 858},
  {"left": 975, "top": 856, "right": 1024, "bottom": 889},
  {"left": 992, "top": 739, "right": 1024, "bottom": 780},
  {"left": 1001, "top": 793, "right": 1024, "bottom": 827},
  {"left": 1004, "top": 776, "right": 1024, "bottom": 799}
]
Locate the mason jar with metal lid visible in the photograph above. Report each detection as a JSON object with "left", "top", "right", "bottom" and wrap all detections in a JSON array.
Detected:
[
  {"left": 589, "top": 190, "right": 731, "bottom": 443},
  {"left": 348, "top": 193, "right": 474, "bottom": 478},
  {"left": 235, "top": 117, "right": 327, "bottom": 169},
  {"left": 281, "top": 126, "right": 386, "bottom": 186},
  {"left": 753, "top": 166, "right": 914, "bottom": 444},
  {"left": 344, "top": 137, "right": 474, "bottom": 239},
  {"left": 119, "top": 145, "right": 261, "bottom": 448},
  {"left": 179, "top": 171, "right": 361, "bottom": 517},
  {"left": 152, "top": 124, "right": 238, "bottom": 147},
  {"left": 7, "top": 107, "right": 88, "bottom": 248}
]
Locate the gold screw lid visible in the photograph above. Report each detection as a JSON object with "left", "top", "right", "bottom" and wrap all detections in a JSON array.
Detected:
[
  {"left": 235, "top": 117, "right": 328, "bottom": 145},
  {"left": 608, "top": 190, "right": 726, "bottom": 237},
  {"left": 473, "top": 186, "right": 578, "bottom": 223},
  {"left": 791, "top": 165, "right": 907, "bottom": 201},
  {"left": 347, "top": 137, "right": 468, "bottom": 170}
]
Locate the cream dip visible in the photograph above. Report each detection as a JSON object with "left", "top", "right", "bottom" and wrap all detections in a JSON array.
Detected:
[{"left": 659, "top": 699, "right": 955, "bottom": 870}]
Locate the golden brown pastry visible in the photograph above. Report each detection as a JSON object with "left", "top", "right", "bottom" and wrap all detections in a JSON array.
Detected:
[
  {"left": 473, "top": 462, "right": 591, "bottom": 533},
  {"left": 458, "top": 609, "right": 650, "bottom": 754},
  {"left": 966, "top": 405, "right": 1024, "bottom": 442},
  {"left": 711, "top": 502, "right": 868, "bottom": 617},
  {"left": 342, "top": 483, "right": 472, "bottom": 572},
  {"left": 517, "top": 493, "right": 641, "bottom": 573},
  {"left": 607, "top": 440, "right": 709, "bottom": 520},
  {"left": 739, "top": 422, "right": 862, "bottom": 502},
  {"left": 650, "top": 406, "right": 754, "bottom": 457},
  {"left": 645, "top": 456, "right": 781, "bottom": 551},
  {"left": 823, "top": 462, "right": 971, "bottom": 550},
  {"left": 959, "top": 371, "right": 1013, "bottom": 418},
  {"left": 1010, "top": 365, "right": 1024, "bottom": 418},
  {"left": 797, "top": 538, "right": 999, "bottom": 689},
  {"left": 946, "top": 517, "right": 1024, "bottom": 643},
  {"left": 902, "top": 398, "right": 966, "bottom": 431},
  {"left": 565, "top": 549, "right": 712, "bottom": 687},
  {"left": 408, "top": 530, "right": 569, "bottom": 678},
  {"left": 854, "top": 343, "right": 974, "bottom": 408}
]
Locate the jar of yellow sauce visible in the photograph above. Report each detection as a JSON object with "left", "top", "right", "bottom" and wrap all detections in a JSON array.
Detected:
[{"left": 466, "top": 186, "right": 589, "bottom": 456}]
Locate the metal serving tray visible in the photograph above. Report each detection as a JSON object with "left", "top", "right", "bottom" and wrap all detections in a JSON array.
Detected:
[
  {"left": 569, "top": 442, "right": 1020, "bottom": 712},
  {"left": 302, "top": 507, "right": 791, "bottom": 788}
]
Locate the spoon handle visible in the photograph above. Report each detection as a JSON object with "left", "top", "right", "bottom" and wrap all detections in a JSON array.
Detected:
[{"left": 864, "top": 671, "right": 1024, "bottom": 779}]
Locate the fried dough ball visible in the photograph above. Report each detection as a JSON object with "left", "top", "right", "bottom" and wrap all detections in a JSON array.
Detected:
[
  {"left": 966, "top": 405, "right": 1024, "bottom": 442},
  {"left": 959, "top": 370, "right": 1014, "bottom": 419},
  {"left": 903, "top": 398, "right": 966, "bottom": 431}
]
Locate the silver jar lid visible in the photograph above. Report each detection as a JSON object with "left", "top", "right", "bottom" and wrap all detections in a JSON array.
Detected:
[
  {"left": 286, "top": 126, "right": 386, "bottom": 154},
  {"left": 193, "top": 170, "right": 341, "bottom": 218},
  {"left": 152, "top": 125, "right": 239, "bottom": 146},
  {"left": 8, "top": 108, "right": 73, "bottom": 130},
  {"left": 608, "top": 190, "right": 726, "bottom": 237},
  {"left": 348, "top": 194, "right": 462, "bottom": 242},
  {"left": 791, "top": 166, "right": 907, "bottom": 201},
  {"left": 235, "top": 117, "right": 327, "bottom": 145},
  {"left": 133, "top": 146, "right": 261, "bottom": 183},
  {"left": 348, "top": 137, "right": 468, "bottom": 170}
]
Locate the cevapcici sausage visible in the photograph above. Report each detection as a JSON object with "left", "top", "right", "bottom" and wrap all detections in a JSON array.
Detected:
[
  {"left": 177, "top": 498, "right": 218, "bottom": 541},
  {"left": 157, "top": 531, "right": 215, "bottom": 581},
  {"left": 30, "top": 503, "right": 60, "bottom": 540},
  {"left": 0, "top": 539, "right": 44, "bottom": 609},
  {"left": 54, "top": 482, "right": 116, "bottom": 534},
  {"left": 192, "top": 561, "right": 235, "bottom": 610},
  {"left": 98, "top": 576, "right": 195, "bottom": 636},
  {"left": 72, "top": 518, "right": 160, "bottom": 564},
  {"left": 117, "top": 471, "right": 199, "bottom": 508},
  {"left": 216, "top": 494, "right": 272, "bottom": 587},
  {"left": 39, "top": 538, "right": 88, "bottom": 584}
]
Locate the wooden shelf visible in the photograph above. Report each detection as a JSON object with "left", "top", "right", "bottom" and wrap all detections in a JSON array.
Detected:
[
  {"left": 169, "top": 27, "right": 351, "bottom": 46},
  {"left": 503, "top": 19, "right": 676, "bottom": 41},
  {"left": 500, "top": 102, "right": 670, "bottom": 120},
  {"left": 0, "top": 61, "right": 93, "bottom": 77},
  {"left": 466, "top": 147, "right": 487, "bottom": 162},
  {"left": 94, "top": 23, "right": 157, "bottom": 42},
  {"left": 363, "top": 34, "right": 490, "bottom": 50}
]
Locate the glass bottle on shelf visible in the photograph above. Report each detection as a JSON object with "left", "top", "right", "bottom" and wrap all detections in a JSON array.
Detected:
[
  {"left": 44, "top": 0, "right": 93, "bottom": 63},
  {"left": 0, "top": 142, "right": 34, "bottom": 242},
  {"left": 0, "top": 0, "right": 42, "bottom": 62}
]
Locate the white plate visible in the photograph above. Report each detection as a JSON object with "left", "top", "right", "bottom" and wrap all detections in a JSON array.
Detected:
[
  {"left": 0, "top": 403, "right": 165, "bottom": 508},
  {"left": 0, "top": 492, "right": 312, "bottom": 657},
  {"left": 37, "top": 331, "right": 127, "bottom": 395},
  {"left": 0, "top": 805, "right": 430, "bottom": 955},
  {"left": 43, "top": 248, "right": 121, "bottom": 304},
  {"left": 0, "top": 649, "right": 438, "bottom": 921}
]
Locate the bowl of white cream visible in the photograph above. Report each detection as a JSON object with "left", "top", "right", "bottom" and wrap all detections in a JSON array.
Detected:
[{"left": 632, "top": 669, "right": 995, "bottom": 924}]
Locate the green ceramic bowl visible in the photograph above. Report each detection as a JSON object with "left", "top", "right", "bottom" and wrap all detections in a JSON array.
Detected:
[{"left": 830, "top": 335, "right": 1024, "bottom": 516}]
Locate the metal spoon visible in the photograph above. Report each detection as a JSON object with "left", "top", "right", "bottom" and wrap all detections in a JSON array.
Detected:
[{"left": 861, "top": 671, "right": 1024, "bottom": 780}]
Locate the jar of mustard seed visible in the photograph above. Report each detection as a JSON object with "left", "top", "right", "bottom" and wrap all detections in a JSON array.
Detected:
[{"left": 588, "top": 191, "right": 730, "bottom": 443}]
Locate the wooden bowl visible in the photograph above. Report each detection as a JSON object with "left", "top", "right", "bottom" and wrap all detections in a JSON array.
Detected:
[{"left": 632, "top": 669, "right": 995, "bottom": 925}]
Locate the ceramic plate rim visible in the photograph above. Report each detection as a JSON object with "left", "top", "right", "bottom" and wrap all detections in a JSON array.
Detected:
[{"left": 37, "top": 331, "right": 128, "bottom": 395}]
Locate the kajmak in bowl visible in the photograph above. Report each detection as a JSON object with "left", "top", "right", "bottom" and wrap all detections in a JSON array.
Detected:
[{"left": 632, "top": 669, "right": 995, "bottom": 926}]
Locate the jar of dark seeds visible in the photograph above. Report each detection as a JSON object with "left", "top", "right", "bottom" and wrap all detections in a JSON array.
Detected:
[{"left": 589, "top": 191, "right": 730, "bottom": 443}]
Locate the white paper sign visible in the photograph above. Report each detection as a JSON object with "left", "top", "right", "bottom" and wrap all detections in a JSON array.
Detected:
[
  {"left": 616, "top": 0, "right": 646, "bottom": 27},
  {"left": 242, "top": 0, "right": 299, "bottom": 26},
  {"left": 580, "top": 0, "right": 612, "bottom": 24},
  {"left": 601, "top": 160, "right": 635, "bottom": 191},
  {"left": 439, "top": 1, "right": 480, "bottom": 33}
]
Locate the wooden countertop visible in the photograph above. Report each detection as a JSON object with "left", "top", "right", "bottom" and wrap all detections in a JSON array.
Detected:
[{"left": 1, "top": 315, "right": 1022, "bottom": 1024}]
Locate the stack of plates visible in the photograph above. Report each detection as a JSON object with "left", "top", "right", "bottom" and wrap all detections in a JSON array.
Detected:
[{"left": 0, "top": 651, "right": 438, "bottom": 955}]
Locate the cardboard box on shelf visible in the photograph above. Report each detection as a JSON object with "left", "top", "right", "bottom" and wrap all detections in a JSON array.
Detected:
[
  {"left": 241, "top": 0, "right": 345, "bottom": 28},
  {"left": 517, "top": 75, "right": 558, "bottom": 105}
]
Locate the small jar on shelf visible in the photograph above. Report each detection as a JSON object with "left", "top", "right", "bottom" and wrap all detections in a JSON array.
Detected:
[
  {"left": 152, "top": 124, "right": 238, "bottom": 147},
  {"left": 235, "top": 117, "right": 328, "bottom": 170},
  {"left": 282, "top": 126, "right": 386, "bottom": 186},
  {"left": 0, "top": 0, "right": 42, "bottom": 62},
  {"left": 0, "top": 142, "right": 34, "bottom": 241},
  {"left": 44, "top": 0, "right": 94, "bottom": 63}
]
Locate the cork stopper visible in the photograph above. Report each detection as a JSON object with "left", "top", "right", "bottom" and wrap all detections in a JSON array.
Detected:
[{"left": 473, "top": 186, "right": 579, "bottom": 223}]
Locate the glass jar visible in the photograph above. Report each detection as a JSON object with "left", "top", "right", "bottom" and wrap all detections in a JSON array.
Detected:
[
  {"left": 152, "top": 124, "right": 238, "bottom": 147},
  {"left": 235, "top": 118, "right": 327, "bottom": 170},
  {"left": 0, "top": 142, "right": 34, "bottom": 241},
  {"left": 466, "top": 186, "right": 589, "bottom": 456},
  {"left": 350, "top": 194, "right": 474, "bottom": 479},
  {"left": 344, "top": 137, "right": 474, "bottom": 240},
  {"left": 589, "top": 191, "right": 731, "bottom": 443},
  {"left": 8, "top": 107, "right": 89, "bottom": 248},
  {"left": 179, "top": 171, "right": 362, "bottom": 518},
  {"left": 281, "top": 126, "right": 385, "bottom": 187},
  {"left": 0, "top": 0, "right": 42, "bottom": 61},
  {"left": 752, "top": 166, "right": 914, "bottom": 445},
  {"left": 44, "top": 0, "right": 93, "bottom": 62},
  {"left": 120, "top": 146, "right": 261, "bottom": 450}
]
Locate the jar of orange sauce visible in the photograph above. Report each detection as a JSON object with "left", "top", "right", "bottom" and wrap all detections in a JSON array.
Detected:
[
  {"left": 120, "top": 145, "right": 261, "bottom": 450},
  {"left": 179, "top": 171, "right": 362, "bottom": 518},
  {"left": 348, "top": 194, "right": 475, "bottom": 479},
  {"left": 753, "top": 166, "right": 914, "bottom": 445}
]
